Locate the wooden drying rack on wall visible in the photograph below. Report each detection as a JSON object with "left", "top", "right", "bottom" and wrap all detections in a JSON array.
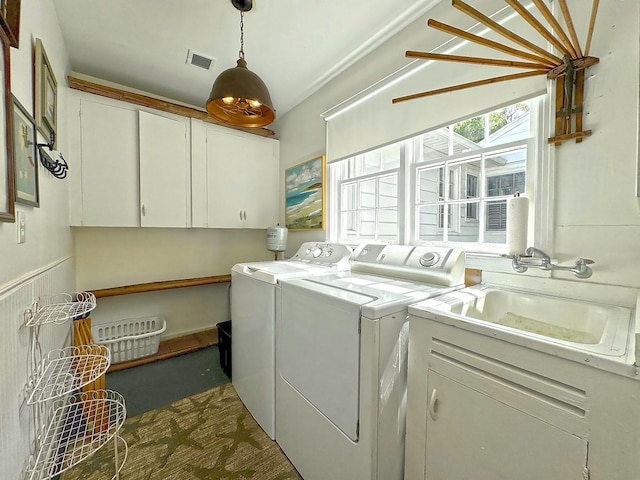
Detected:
[{"left": 393, "top": 0, "right": 601, "bottom": 146}]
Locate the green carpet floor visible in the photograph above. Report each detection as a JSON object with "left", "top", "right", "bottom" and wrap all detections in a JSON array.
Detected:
[
  {"left": 60, "top": 383, "right": 301, "bottom": 480},
  {"left": 106, "top": 346, "right": 230, "bottom": 417}
]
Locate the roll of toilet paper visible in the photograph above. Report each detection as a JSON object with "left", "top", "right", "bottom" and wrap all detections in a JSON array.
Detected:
[{"left": 506, "top": 195, "right": 528, "bottom": 255}]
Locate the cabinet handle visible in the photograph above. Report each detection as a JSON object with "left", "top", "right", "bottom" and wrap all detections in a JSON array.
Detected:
[
  {"left": 428, "top": 388, "right": 438, "bottom": 421},
  {"left": 239, "top": 211, "right": 243, "bottom": 220},
  {"left": 141, "top": 204, "right": 146, "bottom": 216},
  {"left": 243, "top": 211, "right": 247, "bottom": 220}
]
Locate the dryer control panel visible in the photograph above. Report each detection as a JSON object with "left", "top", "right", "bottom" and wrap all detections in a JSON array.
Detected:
[{"left": 351, "top": 244, "right": 465, "bottom": 286}]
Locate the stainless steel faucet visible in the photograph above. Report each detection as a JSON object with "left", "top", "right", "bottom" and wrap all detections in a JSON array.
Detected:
[{"left": 508, "top": 247, "right": 594, "bottom": 279}]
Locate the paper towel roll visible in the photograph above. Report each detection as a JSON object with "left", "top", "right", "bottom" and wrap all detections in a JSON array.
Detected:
[{"left": 506, "top": 195, "right": 528, "bottom": 255}]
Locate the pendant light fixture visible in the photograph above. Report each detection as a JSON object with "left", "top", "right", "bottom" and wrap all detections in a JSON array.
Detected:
[{"left": 206, "top": 0, "right": 275, "bottom": 128}]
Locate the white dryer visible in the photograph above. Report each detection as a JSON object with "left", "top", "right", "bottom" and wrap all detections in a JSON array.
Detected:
[
  {"left": 231, "top": 242, "right": 352, "bottom": 440},
  {"left": 275, "top": 244, "right": 465, "bottom": 480}
]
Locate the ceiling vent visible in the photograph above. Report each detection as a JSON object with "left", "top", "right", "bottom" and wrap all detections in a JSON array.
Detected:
[{"left": 186, "top": 50, "right": 216, "bottom": 71}]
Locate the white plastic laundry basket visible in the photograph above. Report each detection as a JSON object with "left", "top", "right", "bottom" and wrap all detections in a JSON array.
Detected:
[{"left": 92, "top": 315, "right": 167, "bottom": 364}]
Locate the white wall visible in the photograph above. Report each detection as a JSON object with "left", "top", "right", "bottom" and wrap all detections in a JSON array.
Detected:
[
  {"left": 74, "top": 227, "right": 274, "bottom": 338},
  {"left": 0, "top": 0, "right": 74, "bottom": 477},
  {"left": 1, "top": 0, "right": 72, "bottom": 287},
  {"left": 275, "top": 2, "right": 640, "bottom": 289}
]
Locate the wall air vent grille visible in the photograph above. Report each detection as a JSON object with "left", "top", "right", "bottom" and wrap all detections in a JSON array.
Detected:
[{"left": 186, "top": 50, "right": 216, "bottom": 71}]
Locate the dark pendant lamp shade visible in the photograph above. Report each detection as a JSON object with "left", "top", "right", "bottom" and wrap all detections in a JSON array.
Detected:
[
  {"left": 206, "top": 57, "right": 275, "bottom": 128},
  {"left": 206, "top": 0, "right": 275, "bottom": 128}
]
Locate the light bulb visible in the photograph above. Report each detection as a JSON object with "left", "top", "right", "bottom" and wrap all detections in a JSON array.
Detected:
[
  {"left": 248, "top": 99, "right": 262, "bottom": 108},
  {"left": 222, "top": 97, "right": 235, "bottom": 104}
]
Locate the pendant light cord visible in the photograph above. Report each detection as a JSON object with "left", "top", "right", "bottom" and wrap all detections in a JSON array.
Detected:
[{"left": 239, "top": 11, "right": 245, "bottom": 60}]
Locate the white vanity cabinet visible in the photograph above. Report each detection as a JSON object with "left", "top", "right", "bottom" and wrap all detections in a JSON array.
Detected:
[
  {"left": 423, "top": 369, "right": 587, "bottom": 480},
  {"left": 68, "top": 94, "right": 190, "bottom": 227},
  {"left": 191, "top": 121, "right": 279, "bottom": 229},
  {"left": 405, "top": 316, "right": 640, "bottom": 480}
]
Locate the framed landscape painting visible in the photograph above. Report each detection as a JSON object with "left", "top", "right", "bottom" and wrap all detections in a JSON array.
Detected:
[{"left": 285, "top": 155, "right": 325, "bottom": 231}]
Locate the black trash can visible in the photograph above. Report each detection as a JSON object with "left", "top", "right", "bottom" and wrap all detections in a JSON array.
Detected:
[{"left": 216, "top": 320, "right": 232, "bottom": 379}]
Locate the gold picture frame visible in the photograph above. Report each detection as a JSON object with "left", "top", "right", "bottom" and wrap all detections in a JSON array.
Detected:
[
  {"left": 285, "top": 155, "right": 326, "bottom": 231},
  {"left": 34, "top": 38, "right": 57, "bottom": 147}
]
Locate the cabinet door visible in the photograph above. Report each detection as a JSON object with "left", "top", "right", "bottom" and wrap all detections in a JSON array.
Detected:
[
  {"left": 79, "top": 100, "right": 139, "bottom": 226},
  {"left": 425, "top": 370, "right": 587, "bottom": 480},
  {"left": 139, "top": 111, "right": 189, "bottom": 227},
  {"left": 243, "top": 136, "right": 278, "bottom": 228},
  {"left": 205, "top": 127, "right": 246, "bottom": 228}
]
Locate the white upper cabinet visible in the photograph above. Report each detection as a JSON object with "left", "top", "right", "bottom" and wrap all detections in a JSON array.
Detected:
[
  {"left": 72, "top": 99, "right": 140, "bottom": 226},
  {"left": 69, "top": 91, "right": 278, "bottom": 229},
  {"left": 68, "top": 93, "right": 191, "bottom": 227},
  {"left": 139, "top": 111, "right": 189, "bottom": 227},
  {"left": 192, "top": 122, "right": 279, "bottom": 229}
]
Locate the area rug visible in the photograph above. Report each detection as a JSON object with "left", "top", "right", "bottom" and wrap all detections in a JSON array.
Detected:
[{"left": 60, "top": 384, "right": 302, "bottom": 480}]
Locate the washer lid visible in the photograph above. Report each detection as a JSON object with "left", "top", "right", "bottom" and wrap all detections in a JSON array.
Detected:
[
  {"left": 232, "top": 261, "right": 336, "bottom": 284},
  {"left": 282, "top": 272, "right": 459, "bottom": 318}
]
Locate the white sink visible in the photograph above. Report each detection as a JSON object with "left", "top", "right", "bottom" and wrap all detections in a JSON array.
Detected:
[{"left": 409, "top": 284, "right": 637, "bottom": 371}]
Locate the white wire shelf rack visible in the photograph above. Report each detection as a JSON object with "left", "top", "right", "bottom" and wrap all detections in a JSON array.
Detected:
[
  {"left": 24, "top": 292, "right": 97, "bottom": 327},
  {"left": 25, "top": 390, "right": 127, "bottom": 480},
  {"left": 26, "top": 345, "right": 111, "bottom": 405}
]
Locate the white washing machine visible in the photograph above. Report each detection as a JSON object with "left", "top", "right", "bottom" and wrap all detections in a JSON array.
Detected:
[
  {"left": 275, "top": 244, "right": 465, "bottom": 480},
  {"left": 230, "top": 242, "right": 352, "bottom": 439}
]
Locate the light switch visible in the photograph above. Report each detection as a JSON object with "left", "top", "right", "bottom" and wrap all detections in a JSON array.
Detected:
[{"left": 16, "top": 211, "right": 25, "bottom": 244}]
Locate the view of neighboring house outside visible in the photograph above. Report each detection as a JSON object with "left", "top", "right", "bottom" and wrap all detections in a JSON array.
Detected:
[{"left": 333, "top": 100, "right": 532, "bottom": 247}]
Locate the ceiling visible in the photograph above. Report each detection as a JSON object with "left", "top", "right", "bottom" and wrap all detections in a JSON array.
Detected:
[{"left": 52, "top": 0, "right": 443, "bottom": 121}]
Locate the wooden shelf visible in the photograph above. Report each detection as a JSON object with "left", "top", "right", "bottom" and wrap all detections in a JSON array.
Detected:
[
  {"left": 107, "top": 328, "right": 218, "bottom": 372},
  {"left": 91, "top": 274, "right": 231, "bottom": 299},
  {"left": 68, "top": 76, "right": 275, "bottom": 138}
]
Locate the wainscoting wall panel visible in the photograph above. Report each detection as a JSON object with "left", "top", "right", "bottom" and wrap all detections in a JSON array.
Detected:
[{"left": 0, "top": 257, "right": 74, "bottom": 480}]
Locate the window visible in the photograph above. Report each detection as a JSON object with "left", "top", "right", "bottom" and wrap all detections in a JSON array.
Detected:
[
  {"left": 329, "top": 99, "right": 538, "bottom": 251},
  {"left": 335, "top": 143, "right": 401, "bottom": 243}
]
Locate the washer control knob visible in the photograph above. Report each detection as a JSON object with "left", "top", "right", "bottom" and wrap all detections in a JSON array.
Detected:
[
  {"left": 324, "top": 248, "right": 333, "bottom": 257},
  {"left": 312, "top": 247, "right": 323, "bottom": 258},
  {"left": 419, "top": 252, "right": 439, "bottom": 267},
  {"left": 305, "top": 248, "right": 311, "bottom": 255}
]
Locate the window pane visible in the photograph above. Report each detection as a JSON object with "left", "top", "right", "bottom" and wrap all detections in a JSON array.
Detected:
[
  {"left": 485, "top": 199, "right": 507, "bottom": 246},
  {"left": 379, "top": 174, "right": 398, "bottom": 208},
  {"left": 341, "top": 183, "right": 356, "bottom": 211},
  {"left": 454, "top": 114, "right": 485, "bottom": 144},
  {"left": 450, "top": 203, "right": 480, "bottom": 243},
  {"left": 486, "top": 171, "right": 526, "bottom": 197},
  {"left": 464, "top": 200, "right": 479, "bottom": 222},
  {"left": 486, "top": 103, "right": 530, "bottom": 145},
  {"left": 418, "top": 205, "right": 443, "bottom": 241},
  {"left": 422, "top": 127, "right": 450, "bottom": 161},
  {"left": 362, "top": 150, "right": 382, "bottom": 175},
  {"left": 359, "top": 209, "right": 376, "bottom": 238},
  {"left": 448, "top": 168, "right": 459, "bottom": 201},
  {"left": 381, "top": 143, "right": 401, "bottom": 170},
  {"left": 417, "top": 167, "right": 441, "bottom": 204},
  {"left": 359, "top": 179, "right": 376, "bottom": 208},
  {"left": 341, "top": 211, "right": 358, "bottom": 240},
  {"left": 378, "top": 208, "right": 398, "bottom": 241}
]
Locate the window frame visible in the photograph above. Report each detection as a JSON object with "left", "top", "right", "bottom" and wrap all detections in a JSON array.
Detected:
[{"left": 328, "top": 95, "right": 551, "bottom": 255}]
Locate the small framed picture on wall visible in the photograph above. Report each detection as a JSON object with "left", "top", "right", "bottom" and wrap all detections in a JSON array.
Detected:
[
  {"left": 11, "top": 94, "right": 39, "bottom": 207},
  {"left": 34, "top": 38, "right": 57, "bottom": 148},
  {"left": 285, "top": 155, "right": 326, "bottom": 230}
]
